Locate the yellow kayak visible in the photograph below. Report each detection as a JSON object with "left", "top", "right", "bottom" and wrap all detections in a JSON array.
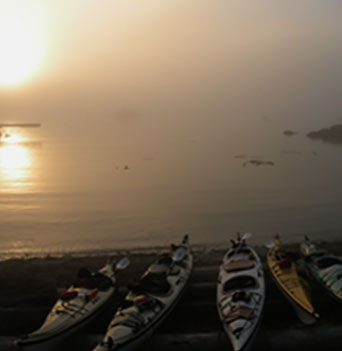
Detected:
[{"left": 266, "top": 237, "right": 319, "bottom": 325}]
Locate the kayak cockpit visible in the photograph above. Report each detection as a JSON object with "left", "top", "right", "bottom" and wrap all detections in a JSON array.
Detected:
[
  {"left": 72, "top": 268, "right": 114, "bottom": 291},
  {"left": 223, "top": 276, "right": 258, "bottom": 293},
  {"left": 316, "top": 257, "right": 342, "bottom": 269},
  {"left": 223, "top": 259, "right": 255, "bottom": 273},
  {"left": 129, "top": 252, "right": 182, "bottom": 296}
]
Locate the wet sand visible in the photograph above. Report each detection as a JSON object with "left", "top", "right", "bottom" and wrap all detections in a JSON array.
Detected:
[{"left": 1, "top": 241, "right": 342, "bottom": 350}]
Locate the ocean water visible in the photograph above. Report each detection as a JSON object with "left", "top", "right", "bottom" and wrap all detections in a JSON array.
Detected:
[{"left": 0, "top": 120, "right": 341, "bottom": 259}]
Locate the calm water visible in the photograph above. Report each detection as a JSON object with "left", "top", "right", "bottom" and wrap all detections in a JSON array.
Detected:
[{"left": 0, "top": 120, "right": 341, "bottom": 259}]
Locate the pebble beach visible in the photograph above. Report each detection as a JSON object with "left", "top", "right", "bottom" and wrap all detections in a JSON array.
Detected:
[{"left": 1, "top": 241, "right": 342, "bottom": 350}]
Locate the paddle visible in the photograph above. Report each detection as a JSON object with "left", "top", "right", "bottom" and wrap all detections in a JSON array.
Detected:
[
  {"left": 166, "top": 246, "right": 188, "bottom": 276},
  {"left": 172, "top": 246, "right": 187, "bottom": 262},
  {"left": 264, "top": 239, "right": 275, "bottom": 249},
  {"left": 242, "top": 232, "right": 252, "bottom": 241},
  {"left": 114, "top": 257, "right": 130, "bottom": 273},
  {"left": 230, "top": 232, "right": 253, "bottom": 250}
]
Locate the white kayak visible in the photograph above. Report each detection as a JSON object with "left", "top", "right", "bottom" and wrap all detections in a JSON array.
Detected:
[
  {"left": 15, "top": 257, "right": 130, "bottom": 349},
  {"left": 217, "top": 233, "right": 265, "bottom": 351},
  {"left": 93, "top": 235, "right": 193, "bottom": 351}
]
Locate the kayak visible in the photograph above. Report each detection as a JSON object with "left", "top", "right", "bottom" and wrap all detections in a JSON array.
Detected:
[
  {"left": 93, "top": 235, "right": 193, "bottom": 351},
  {"left": 266, "top": 236, "right": 319, "bottom": 325},
  {"left": 217, "top": 233, "right": 265, "bottom": 351},
  {"left": 15, "top": 257, "right": 130, "bottom": 348},
  {"left": 300, "top": 236, "right": 342, "bottom": 303}
]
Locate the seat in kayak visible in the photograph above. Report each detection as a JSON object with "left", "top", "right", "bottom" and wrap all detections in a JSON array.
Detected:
[
  {"left": 232, "top": 291, "right": 252, "bottom": 303},
  {"left": 73, "top": 269, "right": 112, "bottom": 291},
  {"left": 93, "top": 273, "right": 113, "bottom": 291},
  {"left": 157, "top": 254, "right": 173, "bottom": 266},
  {"left": 278, "top": 257, "right": 292, "bottom": 269},
  {"left": 223, "top": 276, "right": 257, "bottom": 293},
  {"left": 223, "top": 260, "right": 255, "bottom": 272},
  {"left": 224, "top": 305, "right": 255, "bottom": 324},
  {"left": 139, "top": 270, "right": 171, "bottom": 294},
  {"left": 73, "top": 267, "right": 93, "bottom": 288}
]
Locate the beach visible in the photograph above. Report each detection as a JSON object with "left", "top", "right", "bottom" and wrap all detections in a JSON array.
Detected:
[{"left": 1, "top": 241, "right": 342, "bottom": 350}]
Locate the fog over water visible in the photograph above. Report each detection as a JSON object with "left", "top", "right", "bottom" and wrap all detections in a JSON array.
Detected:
[{"left": 0, "top": 0, "right": 341, "bottom": 257}]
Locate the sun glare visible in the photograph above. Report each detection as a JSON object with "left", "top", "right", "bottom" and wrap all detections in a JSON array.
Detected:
[
  {"left": 0, "top": 144, "right": 31, "bottom": 182},
  {"left": 0, "top": 1, "right": 47, "bottom": 87},
  {"left": 1, "top": 132, "right": 23, "bottom": 144}
]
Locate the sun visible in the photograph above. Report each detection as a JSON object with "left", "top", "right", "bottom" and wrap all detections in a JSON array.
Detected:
[{"left": 0, "top": 1, "right": 47, "bottom": 87}]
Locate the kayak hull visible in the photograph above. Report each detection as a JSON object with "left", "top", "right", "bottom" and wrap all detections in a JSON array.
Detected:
[
  {"left": 15, "top": 260, "right": 118, "bottom": 349},
  {"left": 14, "top": 295, "right": 114, "bottom": 350},
  {"left": 217, "top": 239, "right": 265, "bottom": 351},
  {"left": 95, "top": 286, "right": 187, "bottom": 351},
  {"left": 93, "top": 237, "right": 193, "bottom": 351},
  {"left": 300, "top": 238, "right": 342, "bottom": 303},
  {"left": 267, "top": 238, "right": 318, "bottom": 325},
  {"left": 268, "top": 268, "right": 317, "bottom": 325}
]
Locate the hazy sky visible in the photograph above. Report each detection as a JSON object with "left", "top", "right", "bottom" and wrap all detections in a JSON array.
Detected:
[{"left": 1, "top": 0, "right": 341, "bottom": 132}]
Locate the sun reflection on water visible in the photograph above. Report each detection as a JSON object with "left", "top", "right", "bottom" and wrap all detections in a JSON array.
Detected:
[
  {"left": 0, "top": 143, "right": 33, "bottom": 191},
  {"left": 2, "top": 133, "right": 23, "bottom": 144}
]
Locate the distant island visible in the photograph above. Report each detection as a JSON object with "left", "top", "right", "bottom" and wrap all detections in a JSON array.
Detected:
[
  {"left": 243, "top": 159, "right": 275, "bottom": 167},
  {"left": 307, "top": 124, "right": 342, "bottom": 145},
  {"left": 283, "top": 129, "right": 297, "bottom": 136}
]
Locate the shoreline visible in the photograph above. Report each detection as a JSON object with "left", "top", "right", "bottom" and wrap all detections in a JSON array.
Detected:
[
  {"left": 1, "top": 240, "right": 342, "bottom": 349},
  {"left": 1, "top": 229, "right": 342, "bottom": 262}
]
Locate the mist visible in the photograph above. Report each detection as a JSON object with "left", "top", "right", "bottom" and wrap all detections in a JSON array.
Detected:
[{"left": 1, "top": 0, "right": 340, "bottom": 132}]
